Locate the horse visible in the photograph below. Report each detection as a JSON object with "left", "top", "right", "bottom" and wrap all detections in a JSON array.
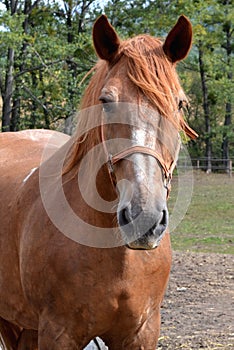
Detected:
[{"left": 0, "top": 15, "right": 197, "bottom": 349}]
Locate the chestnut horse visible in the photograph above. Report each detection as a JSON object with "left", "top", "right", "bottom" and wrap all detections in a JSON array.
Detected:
[{"left": 0, "top": 15, "right": 197, "bottom": 349}]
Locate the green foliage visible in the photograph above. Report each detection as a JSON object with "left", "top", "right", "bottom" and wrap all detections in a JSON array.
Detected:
[
  {"left": 0, "top": 0, "right": 233, "bottom": 159},
  {"left": 0, "top": 0, "right": 99, "bottom": 132},
  {"left": 0, "top": 10, "right": 25, "bottom": 48}
]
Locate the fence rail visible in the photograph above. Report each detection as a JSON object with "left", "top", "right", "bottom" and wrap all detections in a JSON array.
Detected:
[{"left": 191, "top": 158, "right": 233, "bottom": 177}]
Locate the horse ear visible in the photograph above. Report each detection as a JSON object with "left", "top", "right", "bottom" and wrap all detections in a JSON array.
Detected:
[
  {"left": 93, "top": 15, "right": 120, "bottom": 62},
  {"left": 182, "top": 121, "right": 199, "bottom": 140},
  {"left": 163, "top": 15, "right": 192, "bottom": 63}
]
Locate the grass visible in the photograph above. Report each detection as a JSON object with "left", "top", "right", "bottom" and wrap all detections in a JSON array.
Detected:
[{"left": 168, "top": 171, "right": 234, "bottom": 254}]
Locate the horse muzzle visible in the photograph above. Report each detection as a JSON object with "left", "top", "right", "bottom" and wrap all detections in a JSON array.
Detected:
[{"left": 118, "top": 205, "right": 169, "bottom": 250}]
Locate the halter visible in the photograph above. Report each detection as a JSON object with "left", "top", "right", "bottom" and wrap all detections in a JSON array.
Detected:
[{"left": 100, "top": 120, "right": 176, "bottom": 198}]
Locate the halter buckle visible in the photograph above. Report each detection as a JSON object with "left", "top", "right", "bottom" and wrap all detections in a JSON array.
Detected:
[
  {"left": 164, "top": 172, "right": 172, "bottom": 187},
  {"left": 107, "top": 154, "right": 114, "bottom": 173},
  {"left": 164, "top": 172, "right": 172, "bottom": 198}
]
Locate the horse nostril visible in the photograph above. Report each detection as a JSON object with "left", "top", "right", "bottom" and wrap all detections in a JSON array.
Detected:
[
  {"left": 160, "top": 209, "right": 168, "bottom": 227},
  {"left": 152, "top": 209, "right": 168, "bottom": 237},
  {"left": 119, "top": 207, "right": 132, "bottom": 227}
]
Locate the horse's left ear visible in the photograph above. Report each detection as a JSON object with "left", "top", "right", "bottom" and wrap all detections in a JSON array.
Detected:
[
  {"left": 181, "top": 121, "right": 199, "bottom": 140},
  {"left": 93, "top": 15, "right": 120, "bottom": 62},
  {"left": 163, "top": 15, "right": 192, "bottom": 63}
]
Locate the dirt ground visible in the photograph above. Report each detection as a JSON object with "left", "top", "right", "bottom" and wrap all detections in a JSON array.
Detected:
[{"left": 157, "top": 251, "right": 234, "bottom": 350}]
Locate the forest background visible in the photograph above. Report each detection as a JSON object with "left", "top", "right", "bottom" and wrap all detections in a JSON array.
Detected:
[{"left": 0, "top": 0, "right": 233, "bottom": 168}]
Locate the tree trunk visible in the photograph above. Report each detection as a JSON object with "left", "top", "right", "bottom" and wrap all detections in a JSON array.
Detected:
[
  {"left": 78, "top": 0, "right": 88, "bottom": 34},
  {"left": 198, "top": 41, "right": 212, "bottom": 173},
  {"left": 62, "top": 0, "right": 96, "bottom": 134},
  {"left": 221, "top": 3, "right": 232, "bottom": 172},
  {"left": 39, "top": 70, "right": 50, "bottom": 129},
  {"left": 11, "top": 0, "right": 34, "bottom": 131},
  {"left": 64, "top": 0, "right": 79, "bottom": 133},
  {"left": 1, "top": 1, "right": 22, "bottom": 131},
  {"left": 222, "top": 101, "right": 232, "bottom": 168},
  {"left": 2, "top": 48, "right": 15, "bottom": 132},
  {"left": 11, "top": 89, "right": 20, "bottom": 131}
]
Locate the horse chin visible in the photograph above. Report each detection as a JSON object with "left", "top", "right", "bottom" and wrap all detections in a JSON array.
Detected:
[
  {"left": 126, "top": 242, "right": 158, "bottom": 250},
  {"left": 125, "top": 235, "right": 162, "bottom": 250}
]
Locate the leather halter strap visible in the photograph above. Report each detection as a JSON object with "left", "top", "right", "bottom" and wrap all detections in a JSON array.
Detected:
[{"left": 110, "top": 146, "right": 171, "bottom": 179}]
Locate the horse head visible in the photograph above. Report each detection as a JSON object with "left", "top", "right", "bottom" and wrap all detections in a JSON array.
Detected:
[
  {"left": 90, "top": 15, "right": 197, "bottom": 250},
  {"left": 64, "top": 15, "right": 197, "bottom": 250}
]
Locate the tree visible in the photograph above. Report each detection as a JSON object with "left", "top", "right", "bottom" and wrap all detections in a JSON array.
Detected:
[
  {"left": 60, "top": 0, "right": 97, "bottom": 133},
  {"left": 0, "top": 0, "right": 42, "bottom": 131},
  {"left": 220, "top": 0, "right": 233, "bottom": 170},
  {"left": 0, "top": 0, "right": 232, "bottom": 164},
  {"left": 0, "top": 0, "right": 98, "bottom": 132},
  {"left": 142, "top": 0, "right": 233, "bottom": 166},
  {"left": 198, "top": 40, "right": 212, "bottom": 172}
]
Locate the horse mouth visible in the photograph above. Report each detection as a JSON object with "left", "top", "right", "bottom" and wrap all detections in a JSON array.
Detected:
[
  {"left": 125, "top": 231, "right": 164, "bottom": 250},
  {"left": 118, "top": 208, "right": 168, "bottom": 250},
  {"left": 126, "top": 242, "right": 158, "bottom": 250}
]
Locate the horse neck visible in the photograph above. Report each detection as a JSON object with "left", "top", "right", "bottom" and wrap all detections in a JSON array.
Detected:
[
  {"left": 62, "top": 138, "right": 118, "bottom": 228},
  {"left": 61, "top": 61, "right": 119, "bottom": 226}
]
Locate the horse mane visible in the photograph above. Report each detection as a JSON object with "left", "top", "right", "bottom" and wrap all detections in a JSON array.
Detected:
[
  {"left": 63, "top": 34, "right": 192, "bottom": 174},
  {"left": 122, "top": 35, "right": 186, "bottom": 118}
]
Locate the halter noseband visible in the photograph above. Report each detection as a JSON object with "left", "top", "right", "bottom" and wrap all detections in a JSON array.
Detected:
[{"left": 101, "top": 122, "right": 175, "bottom": 198}]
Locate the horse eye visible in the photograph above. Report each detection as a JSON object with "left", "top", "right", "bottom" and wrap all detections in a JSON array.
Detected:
[
  {"left": 178, "top": 100, "right": 189, "bottom": 112},
  {"left": 178, "top": 100, "right": 183, "bottom": 110},
  {"left": 102, "top": 102, "right": 114, "bottom": 114},
  {"left": 99, "top": 96, "right": 115, "bottom": 114}
]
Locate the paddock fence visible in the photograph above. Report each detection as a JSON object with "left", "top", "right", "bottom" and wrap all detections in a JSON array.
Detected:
[
  {"left": 175, "top": 157, "right": 233, "bottom": 177},
  {"left": 191, "top": 158, "right": 233, "bottom": 177}
]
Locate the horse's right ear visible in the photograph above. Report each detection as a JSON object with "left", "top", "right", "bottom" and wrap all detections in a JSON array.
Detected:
[{"left": 93, "top": 15, "right": 120, "bottom": 62}]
